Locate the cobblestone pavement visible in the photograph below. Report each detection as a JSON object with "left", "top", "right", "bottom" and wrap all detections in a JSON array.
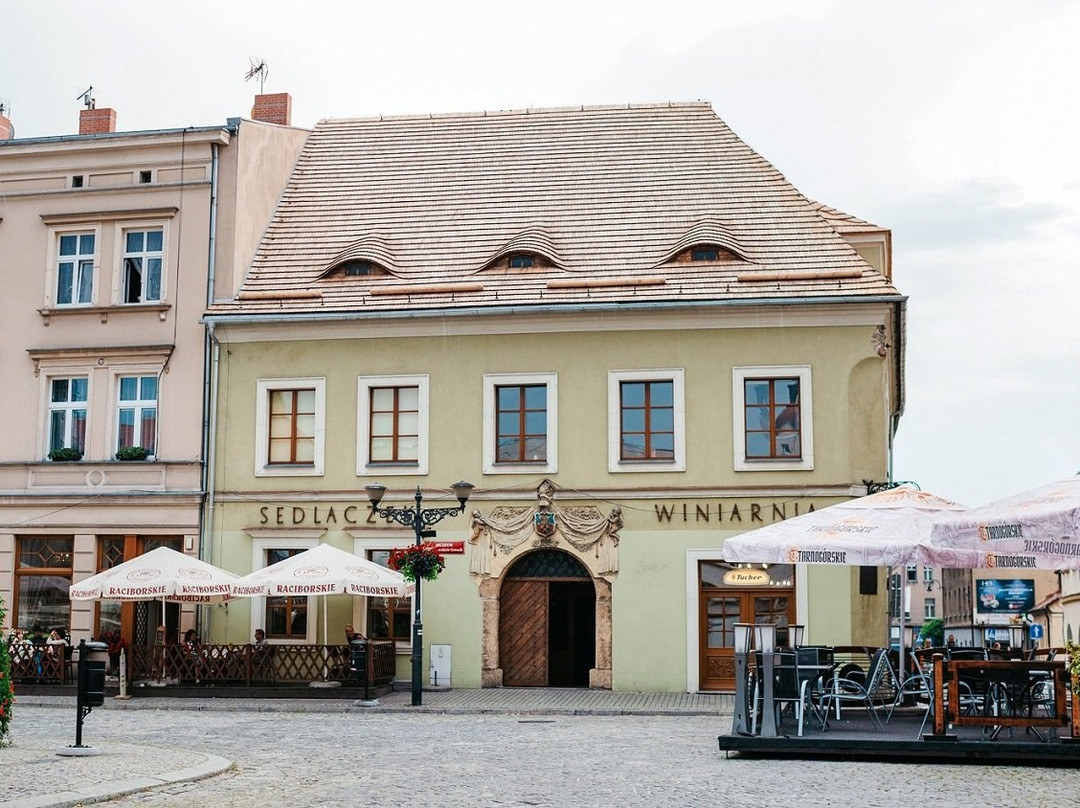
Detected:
[{"left": 3, "top": 694, "right": 1074, "bottom": 808}]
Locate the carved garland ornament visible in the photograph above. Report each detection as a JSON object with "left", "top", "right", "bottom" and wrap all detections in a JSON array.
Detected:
[{"left": 468, "top": 479, "right": 622, "bottom": 578}]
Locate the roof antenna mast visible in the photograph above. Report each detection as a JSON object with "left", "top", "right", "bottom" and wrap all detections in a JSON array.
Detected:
[
  {"left": 77, "top": 86, "right": 95, "bottom": 109},
  {"left": 244, "top": 59, "right": 269, "bottom": 94}
]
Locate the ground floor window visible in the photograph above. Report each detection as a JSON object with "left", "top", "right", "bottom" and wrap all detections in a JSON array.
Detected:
[
  {"left": 365, "top": 549, "right": 411, "bottom": 641},
  {"left": 14, "top": 537, "right": 74, "bottom": 635},
  {"left": 265, "top": 548, "right": 308, "bottom": 639}
]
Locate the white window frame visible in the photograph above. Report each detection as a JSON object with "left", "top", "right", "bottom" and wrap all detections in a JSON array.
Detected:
[
  {"left": 482, "top": 372, "right": 558, "bottom": 475},
  {"left": 356, "top": 374, "right": 429, "bottom": 476},
  {"left": 47, "top": 376, "right": 90, "bottom": 455},
  {"left": 115, "top": 373, "right": 159, "bottom": 457},
  {"left": 732, "top": 365, "right": 814, "bottom": 472},
  {"left": 924, "top": 598, "right": 937, "bottom": 620},
  {"left": 348, "top": 529, "right": 416, "bottom": 652},
  {"left": 119, "top": 225, "right": 166, "bottom": 304},
  {"left": 247, "top": 532, "right": 323, "bottom": 644},
  {"left": 49, "top": 227, "right": 100, "bottom": 308},
  {"left": 607, "top": 369, "right": 685, "bottom": 473},
  {"left": 255, "top": 377, "right": 327, "bottom": 477}
]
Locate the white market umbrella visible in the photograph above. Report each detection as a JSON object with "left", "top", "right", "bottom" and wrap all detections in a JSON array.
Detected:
[
  {"left": 721, "top": 484, "right": 973, "bottom": 679},
  {"left": 230, "top": 543, "right": 413, "bottom": 680},
  {"left": 930, "top": 475, "right": 1080, "bottom": 570},
  {"left": 70, "top": 546, "right": 238, "bottom": 604},
  {"left": 70, "top": 546, "right": 239, "bottom": 684},
  {"left": 722, "top": 485, "right": 973, "bottom": 568}
]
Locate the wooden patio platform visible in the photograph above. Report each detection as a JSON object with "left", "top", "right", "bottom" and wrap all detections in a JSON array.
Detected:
[{"left": 718, "top": 707, "right": 1080, "bottom": 766}]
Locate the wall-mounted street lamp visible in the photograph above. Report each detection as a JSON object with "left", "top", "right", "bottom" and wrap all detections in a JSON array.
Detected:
[{"left": 365, "top": 481, "right": 474, "bottom": 707}]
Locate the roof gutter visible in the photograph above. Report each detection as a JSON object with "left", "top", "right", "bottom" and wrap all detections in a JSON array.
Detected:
[{"left": 203, "top": 293, "right": 908, "bottom": 327}]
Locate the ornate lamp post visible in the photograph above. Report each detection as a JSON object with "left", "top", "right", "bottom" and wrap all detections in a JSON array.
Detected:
[{"left": 365, "top": 481, "right": 474, "bottom": 706}]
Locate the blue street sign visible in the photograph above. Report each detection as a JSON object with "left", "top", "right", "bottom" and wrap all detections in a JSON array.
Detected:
[{"left": 1029, "top": 623, "right": 1044, "bottom": 639}]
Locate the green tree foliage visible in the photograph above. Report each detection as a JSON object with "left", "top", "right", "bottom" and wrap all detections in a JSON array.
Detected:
[{"left": 919, "top": 617, "right": 945, "bottom": 646}]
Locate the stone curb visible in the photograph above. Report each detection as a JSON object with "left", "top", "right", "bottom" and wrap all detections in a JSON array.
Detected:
[{"left": 0, "top": 751, "right": 232, "bottom": 808}]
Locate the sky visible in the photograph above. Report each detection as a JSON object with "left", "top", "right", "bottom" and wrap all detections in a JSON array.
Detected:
[{"left": 2, "top": 1, "right": 1077, "bottom": 508}]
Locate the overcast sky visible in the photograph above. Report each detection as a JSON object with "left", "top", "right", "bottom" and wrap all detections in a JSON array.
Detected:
[{"left": 3, "top": 1, "right": 1077, "bottom": 508}]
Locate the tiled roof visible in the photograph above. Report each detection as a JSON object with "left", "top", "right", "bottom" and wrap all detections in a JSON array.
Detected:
[
  {"left": 810, "top": 201, "right": 885, "bottom": 234},
  {"left": 210, "top": 102, "right": 898, "bottom": 317}
]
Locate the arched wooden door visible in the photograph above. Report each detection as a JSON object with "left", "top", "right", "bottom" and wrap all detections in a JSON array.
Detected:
[
  {"left": 499, "top": 550, "right": 596, "bottom": 687},
  {"left": 699, "top": 561, "right": 796, "bottom": 691}
]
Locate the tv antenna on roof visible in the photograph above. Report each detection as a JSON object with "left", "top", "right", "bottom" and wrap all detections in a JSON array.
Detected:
[
  {"left": 244, "top": 59, "right": 269, "bottom": 94},
  {"left": 77, "top": 86, "right": 95, "bottom": 109}
]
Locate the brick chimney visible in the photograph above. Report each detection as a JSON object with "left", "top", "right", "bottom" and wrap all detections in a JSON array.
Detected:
[
  {"left": 80, "top": 106, "right": 117, "bottom": 135},
  {"left": 251, "top": 93, "right": 292, "bottom": 126},
  {"left": 0, "top": 110, "right": 13, "bottom": 140}
]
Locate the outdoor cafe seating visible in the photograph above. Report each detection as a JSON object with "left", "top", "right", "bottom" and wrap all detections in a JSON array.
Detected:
[{"left": 738, "top": 623, "right": 895, "bottom": 738}]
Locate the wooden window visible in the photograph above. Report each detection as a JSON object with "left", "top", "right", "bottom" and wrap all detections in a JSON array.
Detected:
[
  {"left": 365, "top": 550, "right": 411, "bottom": 641},
  {"left": 691, "top": 247, "right": 719, "bottom": 261},
  {"left": 495, "top": 384, "right": 547, "bottom": 463},
  {"left": 619, "top": 380, "right": 674, "bottom": 460},
  {"left": 268, "top": 388, "right": 316, "bottom": 465},
  {"left": 265, "top": 548, "right": 308, "bottom": 639},
  {"left": 49, "top": 377, "right": 88, "bottom": 455},
  {"left": 117, "top": 375, "right": 158, "bottom": 455},
  {"left": 369, "top": 386, "right": 419, "bottom": 463},
  {"left": 14, "top": 537, "right": 74, "bottom": 632},
  {"left": 743, "top": 377, "right": 801, "bottom": 459},
  {"left": 508, "top": 254, "right": 534, "bottom": 269}
]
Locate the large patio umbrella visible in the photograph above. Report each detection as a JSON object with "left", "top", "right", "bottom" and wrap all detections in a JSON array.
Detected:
[
  {"left": 721, "top": 484, "right": 974, "bottom": 679},
  {"left": 70, "top": 546, "right": 238, "bottom": 604},
  {"left": 722, "top": 485, "right": 973, "bottom": 568},
  {"left": 930, "top": 475, "right": 1080, "bottom": 570},
  {"left": 229, "top": 543, "right": 413, "bottom": 680},
  {"left": 70, "top": 546, "right": 239, "bottom": 684}
]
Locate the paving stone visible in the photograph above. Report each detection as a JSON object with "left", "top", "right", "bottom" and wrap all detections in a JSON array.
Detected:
[{"left": 2, "top": 693, "right": 1074, "bottom": 807}]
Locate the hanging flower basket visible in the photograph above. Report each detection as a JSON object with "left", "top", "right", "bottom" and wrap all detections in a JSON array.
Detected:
[{"left": 389, "top": 542, "right": 446, "bottom": 582}]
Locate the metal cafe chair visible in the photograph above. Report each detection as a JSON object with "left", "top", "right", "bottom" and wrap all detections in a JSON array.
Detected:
[{"left": 820, "top": 648, "right": 889, "bottom": 731}]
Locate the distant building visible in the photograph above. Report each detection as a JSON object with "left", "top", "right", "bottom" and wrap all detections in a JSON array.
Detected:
[
  {"left": 203, "top": 102, "right": 905, "bottom": 691},
  {"left": 0, "top": 96, "right": 307, "bottom": 644}
]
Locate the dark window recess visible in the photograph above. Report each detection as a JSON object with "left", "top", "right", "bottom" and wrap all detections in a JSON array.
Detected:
[
  {"left": 859, "top": 566, "right": 878, "bottom": 595},
  {"left": 71, "top": 175, "right": 84, "bottom": 188},
  {"left": 344, "top": 262, "right": 374, "bottom": 277},
  {"left": 691, "top": 247, "right": 719, "bottom": 261},
  {"left": 508, "top": 254, "right": 534, "bottom": 269},
  {"left": 139, "top": 170, "right": 152, "bottom": 184}
]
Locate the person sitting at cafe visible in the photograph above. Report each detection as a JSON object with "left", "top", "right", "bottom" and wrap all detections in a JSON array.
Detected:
[
  {"left": 344, "top": 624, "right": 366, "bottom": 643},
  {"left": 253, "top": 628, "right": 267, "bottom": 647},
  {"left": 45, "top": 629, "right": 68, "bottom": 657}
]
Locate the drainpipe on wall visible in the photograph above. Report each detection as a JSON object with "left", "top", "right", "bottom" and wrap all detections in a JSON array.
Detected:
[{"left": 197, "top": 138, "right": 222, "bottom": 639}]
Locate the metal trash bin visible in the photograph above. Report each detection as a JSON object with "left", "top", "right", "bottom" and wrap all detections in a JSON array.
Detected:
[
  {"left": 78, "top": 641, "right": 109, "bottom": 708},
  {"left": 349, "top": 639, "right": 368, "bottom": 686}
]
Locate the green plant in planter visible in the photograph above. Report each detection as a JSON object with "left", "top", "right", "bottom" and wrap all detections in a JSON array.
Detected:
[
  {"left": 48, "top": 447, "right": 83, "bottom": 461},
  {"left": 115, "top": 446, "right": 150, "bottom": 461}
]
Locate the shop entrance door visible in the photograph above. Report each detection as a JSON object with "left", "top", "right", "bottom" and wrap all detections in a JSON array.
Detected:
[
  {"left": 499, "top": 550, "right": 595, "bottom": 687},
  {"left": 699, "top": 561, "right": 795, "bottom": 691}
]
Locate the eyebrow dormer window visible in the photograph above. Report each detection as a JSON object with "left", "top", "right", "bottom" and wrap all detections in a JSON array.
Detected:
[
  {"left": 508, "top": 254, "right": 534, "bottom": 269},
  {"left": 344, "top": 261, "right": 375, "bottom": 277},
  {"left": 691, "top": 247, "right": 719, "bottom": 262}
]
